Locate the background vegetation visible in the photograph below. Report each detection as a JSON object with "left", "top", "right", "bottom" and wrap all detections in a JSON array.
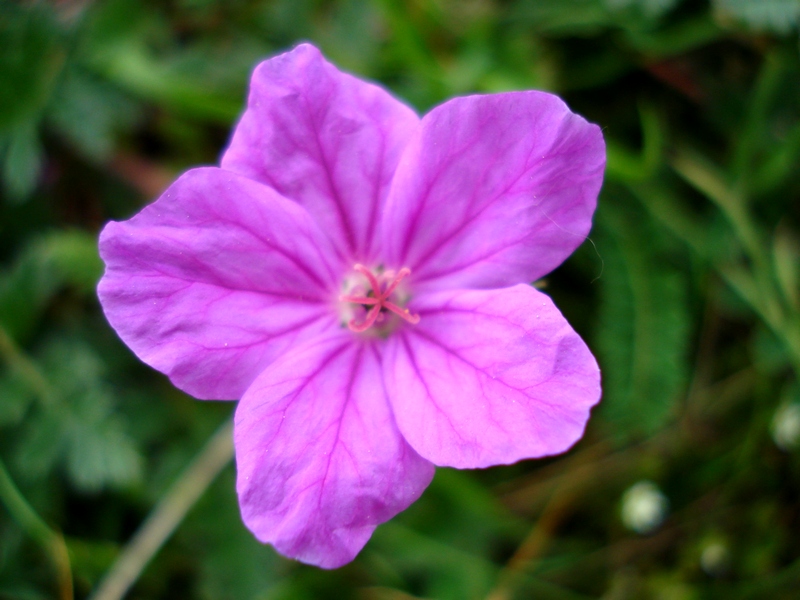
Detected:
[{"left": 1, "top": 0, "right": 800, "bottom": 598}]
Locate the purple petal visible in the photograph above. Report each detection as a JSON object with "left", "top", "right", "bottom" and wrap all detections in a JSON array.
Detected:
[
  {"left": 235, "top": 333, "right": 434, "bottom": 568},
  {"left": 221, "top": 43, "right": 419, "bottom": 263},
  {"left": 384, "top": 284, "right": 600, "bottom": 468},
  {"left": 98, "top": 167, "right": 342, "bottom": 400},
  {"left": 382, "top": 92, "right": 605, "bottom": 291}
]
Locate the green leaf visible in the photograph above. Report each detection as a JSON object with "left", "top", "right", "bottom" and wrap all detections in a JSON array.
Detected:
[
  {"left": 0, "top": 230, "right": 103, "bottom": 342},
  {"left": 0, "top": 370, "right": 35, "bottom": 428},
  {"left": 85, "top": 39, "right": 248, "bottom": 123},
  {"left": 185, "top": 469, "right": 282, "bottom": 600},
  {"left": 370, "top": 522, "right": 497, "bottom": 600},
  {"left": 714, "top": 0, "right": 800, "bottom": 34},
  {"left": 606, "top": 0, "right": 683, "bottom": 20},
  {"left": 41, "top": 338, "right": 143, "bottom": 492},
  {"left": 595, "top": 195, "right": 692, "bottom": 440},
  {"left": 1, "top": 120, "right": 43, "bottom": 201},
  {"left": 47, "top": 66, "right": 141, "bottom": 161},
  {"left": 0, "top": 3, "right": 64, "bottom": 130},
  {"left": 0, "top": 239, "right": 57, "bottom": 343},
  {"left": 750, "top": 120, "right": 800, "bottom": 194},
  {"left": 508, "top": 0, "right": 613, "bottom": 35},
  {"left": 65, "top": 538, "right": 119, "bottom": 592},
  {"left": 64, "top": 404, "right": 143, "bottom": 493},
  {"left": 38, "top": 230, "right": 103, "bottom": 295},
  {"left": 12, "top": 337, "right": 143, "bottom": 492},
  {"left": 622, "top": 13, "right": 723, "bottom": 55},
  {"left": 14, "top": 409, "right": 65, "bottom": 480},
  {"left": 773, "top": 226, "right": 800, "bottom": 310}
]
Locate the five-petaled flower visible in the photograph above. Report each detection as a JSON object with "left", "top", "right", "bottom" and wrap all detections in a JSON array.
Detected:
[{"left": 98, "top": 44, "right": 605, "bottom": 568}]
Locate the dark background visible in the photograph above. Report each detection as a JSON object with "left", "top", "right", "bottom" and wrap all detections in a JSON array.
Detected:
[{"left": 1, "top": 0, "right": 800, "bottom": 598}]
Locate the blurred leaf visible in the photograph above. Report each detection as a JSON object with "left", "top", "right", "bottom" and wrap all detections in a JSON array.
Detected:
[
  {"left": 0, "top": 524, "right": 23, "bottom": 575},
  {"left": 79, "top": 0, "right": 146, "bottom": 50},
  {"left": 773, "top": 226, "right": 800, "bottom": 310},
  {"left": 0, "top": 370, "right": 35, "bottom": 428},
  {"left": 750, "top": 120, "right": 800, "bottom": 194},
  {"left": 64, "top": 402, "right": 143, "bottom": 493},
  {"left": 39, "top": 230, "right": 103, "bottom": 295},
  {"left": 66, "top": 538, "right": 118, "bottom": 593},
  {"left": 753, "top": 327, "right": 792, "bottom": 374},
  {"left": 606, "top": 103, "right": 664, "bottom": 183},
  {"left": 14, "top": 337, "right": 143, "bottom": 492},
  {"left": 47, "top": 66, "right": 140, "bottom": 161},
  {"left": 1, "top": 120, "right": 43, "bottom": 202},
  {"left": 714, "top": 0, "right": 800, "bottom": 34},
  {"left": 0, "top": 584, "right": 49, "bottom": 600},
  {"left": 509, "top": 0, "right": 613, "bottom": 34},
  {"left": 0, "top": 3, "right": 64, "bottom": 130},
  {"left": 315, "top": 0, "right": 386, "bottom": 75},
  {"left": 0, "top": 230, "right": 102, "bottom": 342},
  {"left": 358, "top": 588, "right": 427, "bottom": 600},
  {"left": 14, "top": 409, "right": 64, "bottom": 480},
  {"left": 184, "top": 469, "right": 281, "bottom": 600},
  {"left": 371, "top": 522, "right": 497, "bottom": 600},
  {"left": 0, "top": 241, "right": 57, "bottom": 343},
  {"left": 605, "top": 0, "right": 683, "bottom": 20},
  {"left": 86, "top": 39, "right": 248, "bottom": 123},
  {"left": 77, "top": 0, "right": 259, "bottom": 123},
  {"left": 622, "top": 13, "right": 723, "bottom": 55},
  {"left": 595, "top": 197, "right": 691, "bottom": 440},
  {"left": 42, "top": 337, "right": 143, "bottom": 492}
]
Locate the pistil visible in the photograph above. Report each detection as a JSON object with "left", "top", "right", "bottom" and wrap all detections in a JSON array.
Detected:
[{"left": 340, "top": 264, "right": 420, "bottom": 333}]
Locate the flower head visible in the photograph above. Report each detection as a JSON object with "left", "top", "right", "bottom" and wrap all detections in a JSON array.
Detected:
[{"left": 97, "top": 44, "right": 605, "bottom": 568}]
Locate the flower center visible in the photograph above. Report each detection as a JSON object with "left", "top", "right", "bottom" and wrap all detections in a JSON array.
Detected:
[{"left": 339, "top": 264, "right": 420, "bottom": 333}]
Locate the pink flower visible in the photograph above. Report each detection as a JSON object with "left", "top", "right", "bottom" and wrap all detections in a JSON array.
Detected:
[{"left": 98, "top": 44, "right": 605, "bottom": 568}]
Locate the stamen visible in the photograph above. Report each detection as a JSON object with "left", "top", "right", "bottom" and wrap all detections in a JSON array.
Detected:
[
  {"left": 341, "top": 265, "right": 420, "bottom": 332},
  {"left": 383, "top": 267, "right": 411, "bottom": 297},
  {"left": 339, "top": 295, "right": 379, "bottom": 306},
  {"left": 383, "top": 301, "right": 421, "bottom": 324},
  {"left": 348, "top": 305, "right": 381, "bottom": 332},
  {"left": 353, "top": 264, "right": 381, "bottom": 293}
]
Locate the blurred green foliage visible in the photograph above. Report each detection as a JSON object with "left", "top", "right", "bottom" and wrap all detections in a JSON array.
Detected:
[{"left": 1, "top": 0, "right": 799, "bottom": 599}]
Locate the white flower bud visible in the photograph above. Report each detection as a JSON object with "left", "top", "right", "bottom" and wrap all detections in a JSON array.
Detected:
[
  {"left": 620, "top": 480, "right": 669, "bottom": 534},
  {"left": 772, "top": 403, "right": 800, "bottom": 451}
]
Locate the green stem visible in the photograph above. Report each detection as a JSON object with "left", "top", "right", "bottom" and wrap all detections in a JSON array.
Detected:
[
  {"left": 90, "top": 418, "right": 234, "bottom": 600},
  {"left": 0, "top": 457, "right": 73, "bottom": 600},
  {"left": 670, "top": 149, "right": 763, "bottom": 265},
  {"left": 0, "top": 324, "right": 55, "bottom": 405},
  {"left": 0, "top": 324, "right": 72, "bottom": 599},
  {"left": 669, "top": 149, "right": 789, "bottom": 344},
  {"left": 626, "top": 181, "right": 800, "bottom": 378}
]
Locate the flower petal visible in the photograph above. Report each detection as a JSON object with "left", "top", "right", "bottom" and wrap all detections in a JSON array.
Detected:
[
  {"left": 98, "top": 167, "right": 342, "bottom": 400},
  {"left": 235, "top": 333, "right": 434, "bottom": 568},
  {"left": 382, "top": 92, "right": 605, "bottom": 291},
  {"left": 221, "top": 43, "right": 419, "bottom": 262},
  {"left": 384, "top": 284, "right": 600, "bottom": 468}
]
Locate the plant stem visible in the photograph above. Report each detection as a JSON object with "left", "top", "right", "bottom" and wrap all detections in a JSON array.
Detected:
[
  {"left": 0, "top": 457, "right": 73, "bottom": 600},
  {"left": 0, "top": 325, "right": 55, "bottom": 405},
  {"left": 90, "top": 418, "right": 234, "bottom": 600},
  {"left": 670, "top": 149, "right": 763, "bottom": 265},
  {"left": 0, "top": 324, "right": 72, "bottom": 599}
]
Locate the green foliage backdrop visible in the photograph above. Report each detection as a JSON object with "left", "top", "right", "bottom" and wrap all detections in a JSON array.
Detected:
[{"left": 1, "top": 0, "right": 799, "bottom": 598}]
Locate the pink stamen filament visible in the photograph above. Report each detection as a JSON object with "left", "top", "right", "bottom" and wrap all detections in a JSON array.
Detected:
[{"left": 340, "top": 264, "right": 420, "bottom": 332}]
